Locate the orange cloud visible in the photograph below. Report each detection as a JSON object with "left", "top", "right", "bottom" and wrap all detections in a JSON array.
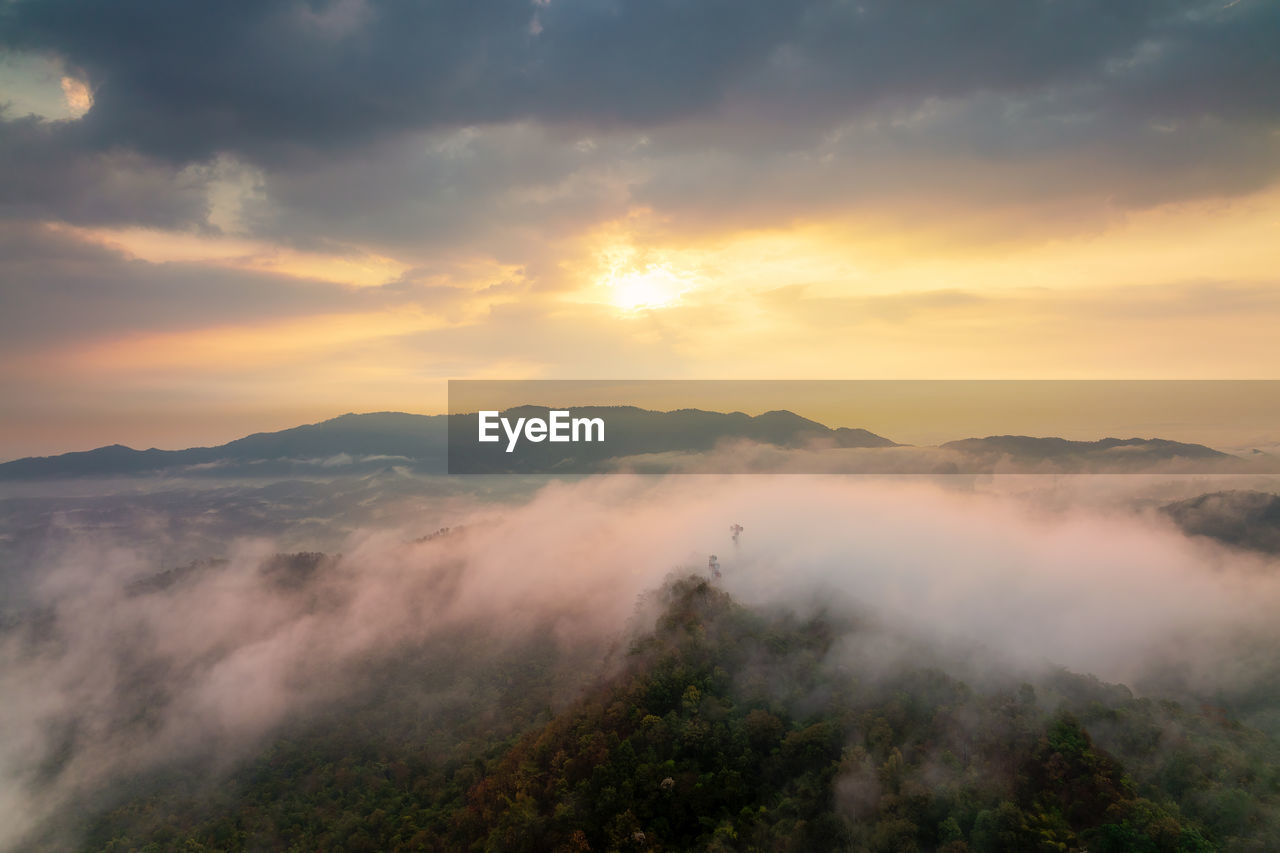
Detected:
[{"left": 52, "top": 224, "right": 411, "bottom": 288}]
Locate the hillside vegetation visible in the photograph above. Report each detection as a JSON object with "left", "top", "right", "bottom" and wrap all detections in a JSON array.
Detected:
[{"left": 77, "top": 577, "right": 1280, "bottom": 853}]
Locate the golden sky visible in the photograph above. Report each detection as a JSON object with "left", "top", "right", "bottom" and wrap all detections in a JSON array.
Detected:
[{"left": 1, "top": 0, "right": 1278, "bottom": 457}]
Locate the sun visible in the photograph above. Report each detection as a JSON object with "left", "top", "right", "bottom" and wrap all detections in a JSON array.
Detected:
[{"left": 605, "top": 262, "right": 696, "bottom": 311}]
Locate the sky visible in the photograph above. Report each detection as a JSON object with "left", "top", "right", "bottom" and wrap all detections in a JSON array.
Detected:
[{"left": 1, "top": 0, "right": 1279, "bottom": 458}]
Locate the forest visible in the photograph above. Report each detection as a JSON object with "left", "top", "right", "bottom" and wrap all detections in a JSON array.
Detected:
[{"left": 71, "top": 574, "right": 1279, "bottom": 853}]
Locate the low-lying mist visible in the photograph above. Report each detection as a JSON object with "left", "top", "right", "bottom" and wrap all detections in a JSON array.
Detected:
[{"left": 3, "top": 473, "right": 1280, "bottom": 850}]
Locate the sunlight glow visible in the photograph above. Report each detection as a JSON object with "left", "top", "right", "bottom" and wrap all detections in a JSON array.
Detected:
[
  {"left": 60, "top": 76, "right": 93, "bottom": 117},
  {"left": 603, "top": 262, "right": 700, "bottom": 311}
]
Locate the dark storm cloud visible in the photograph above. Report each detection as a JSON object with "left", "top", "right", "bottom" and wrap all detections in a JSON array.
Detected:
[
  {"left": 246, "top": 88, "right": 1279, "bottom": 261},
  {"left": 1112, "top": 1, "right": 1280, "bottom": 123},
  {"left": 3, "top": 0, "right": 1276, "bottom": 163},
  {"left": 2, "top": 0, "right": 525, "bottom": 163},
  {"left": 242, "top": 124, "right": 633, "bottom": 256},
  {"left": 736, "top": 0, "right": 1158, "bottom": 117},
  {"left": 2, "top": 0, "right": 1278, "bottom": 237},
  {"left": 0, "top": 0, "right": 804, "bottom": 163},
  {"left": 631, "top": 91, "right": 1280, "bottom": 232},
  {"left": 0, "top": 113, "right": 210, "bottom": 227}
]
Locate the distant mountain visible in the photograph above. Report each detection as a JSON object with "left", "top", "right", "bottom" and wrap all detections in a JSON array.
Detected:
[
  {"left": 0, "top": 408, "right": 896, "bottom": 479},
  {"left": 941, "top": 435, "right": 1230, "bottom": 471},
  {"left": 1162, "top": 490, "right": 1280, "bottom": 555},
  {"left": 2, "top": 411, "right": 1246, "bottom": 479},
  {"left": 0, "top": 412, "right": 448, "bottom": 479}
]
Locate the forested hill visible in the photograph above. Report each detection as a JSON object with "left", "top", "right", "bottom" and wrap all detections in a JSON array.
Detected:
[
  {"left": 1162, "top": 490, "right": 1280, "bottom": 555},
  {"left": 72, "top": 576, "right": 1280, "bottom": 852}
]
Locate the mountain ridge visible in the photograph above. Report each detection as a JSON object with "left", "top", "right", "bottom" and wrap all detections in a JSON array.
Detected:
[
  {"left": 0, "top": 410, "right": 1236, "bottom": 479},
  {"left": 2, "top": 409, "right": 897, "bottom": 479}
]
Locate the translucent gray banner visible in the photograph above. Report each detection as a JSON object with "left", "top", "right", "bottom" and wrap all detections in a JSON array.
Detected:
[{"left": 446, "top": 380, "right": 1280, "bottom": 475}]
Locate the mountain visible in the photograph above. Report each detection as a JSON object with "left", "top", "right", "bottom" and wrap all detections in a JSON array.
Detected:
[
  {"left": 0, "top": 408, "right": 896, "bottom": 479},
  {"left": 2, "top": 411, "right": 1243, "bottom": 479},
  {"left": 0, "top": 412, "right": 449, "bottom": 479},
  {"left": 1162, "top": 490, "right": 1280, "bottom": 555},
  {"left": 941, "top": 435, "right": 1230, "bottom": 472}
]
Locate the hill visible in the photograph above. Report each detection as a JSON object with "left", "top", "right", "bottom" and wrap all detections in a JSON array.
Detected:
[
  {"left": 1162, "top": 490, "right": 1280, "bottom": 555},
  {"left": 2, "top": 412, "right": 1246, "bottom": 479},
  {"left": 940, "top": 435, "right": 1229, "bottom": 472},
  {"left": 0, "top": 412, "right": 449, "bottom": 479},
  {"left": 65, "top": 575, "right": 1280, "bottom": 852}
]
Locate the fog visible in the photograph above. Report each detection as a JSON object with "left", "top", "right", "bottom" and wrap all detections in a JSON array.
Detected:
[{"left": 2, "top": 473, "right": 1279, "bottom": 850}]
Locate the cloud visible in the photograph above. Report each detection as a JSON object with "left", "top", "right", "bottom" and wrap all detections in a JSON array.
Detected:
[
  {"left": 1, "top": 0, "right": 801, "bottom": 162},
  {"left": 6, "top": 1, "right": 1274, "bottom": 160},
  {"left": 0, "top": 114, "right": 211, "bottom": 227},
  {"left": 3, "top": 473, "right": 1280, "bottom": 849},
  {"left": 1, "top": 0, "right": 1277, "bottom": 236},
  {"left": 241, "top": 124, "right": 640, "bottom": 262},
  {"left": 0, "top": 222, "right": 429, "bottom": 352}
]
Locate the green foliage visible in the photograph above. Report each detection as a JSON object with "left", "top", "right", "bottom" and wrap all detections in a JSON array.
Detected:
[{"left": 69, "top": 576, "right": 1280, "bottom": 852}]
